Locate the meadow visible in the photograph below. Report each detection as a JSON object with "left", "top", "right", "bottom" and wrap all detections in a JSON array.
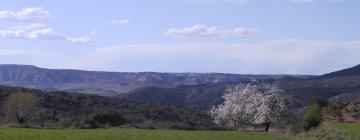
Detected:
[
  {"left": 325, "top": 122, "right": 360, "bottom": 138},
  {"left": 0, "top": 123, "right": 359, "bottom": 140},
  {"left": 0, "top": 127, "right": 309, "bottom": 140}
]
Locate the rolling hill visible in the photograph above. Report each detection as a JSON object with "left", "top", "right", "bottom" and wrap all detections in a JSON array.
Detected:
[
  {"left": 320, "top": 64, "right": 360, "bottom": 78},
  {"left": 1, "top": 64, "right": 360, "bottom": 109},
  {"left": 280, "top": 64, "right": 360, "bottom": 104},
  {"left": 119, "top": 83, "right": 229, "bottom": 108},
  {"left": 120, "top": 64, "right": 360, "bottom": 108},
  {"left": 0, "top": 85, "right": 214, "bottom": 129},
  {"left": 0, "top": 64, "right": 310, "bottom": 96}
]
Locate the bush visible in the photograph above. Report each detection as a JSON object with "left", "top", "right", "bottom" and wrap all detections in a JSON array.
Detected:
[
  {"left": 303, "top": 104, "right": 322, "bottom": 131},
  {"left": 289, "top": 119, "right": 305, "bottom": 135},
  {"left": 59, "top": 117, "right": 73, "bottom": 128},
  {"left": 82, "top": 111, "right": 126, "bottom": 128},
  {"left": 310, "top": 98, "right": 329, "bottom": 108},
  {"left": 326, "top": 101, "right": 345, "bottom": 118}
]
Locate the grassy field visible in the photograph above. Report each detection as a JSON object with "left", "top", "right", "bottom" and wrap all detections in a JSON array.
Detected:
[
  {"left": 0, "top": 128, "right": 310, "bottom": 140},
  {"left": 326, "top": 122, "right": 360, "bottom": 137},
  {"left": 1, "top": 123, "right": 359, "bottom": 140}
]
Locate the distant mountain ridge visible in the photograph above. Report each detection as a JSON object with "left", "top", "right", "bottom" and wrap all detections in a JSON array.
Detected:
[
  {"left": 320, "top": 64, "right": 360, "bottom": 78},
  {"left": 0, "top": 64, "right": 311, "bottom": 96}
]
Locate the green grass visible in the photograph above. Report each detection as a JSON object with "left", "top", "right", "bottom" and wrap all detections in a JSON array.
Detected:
[
  {"left": 326, "top": 122, "right": 360, "bottom": 137},
  {"left": 0, "top": 128, "right": 310, "bottom": 140},
  {"left": 2, "top": 123, "right": 359, "bottom": 140}
]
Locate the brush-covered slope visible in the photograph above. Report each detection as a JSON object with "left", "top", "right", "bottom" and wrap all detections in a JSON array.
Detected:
[
  {"left": 320, "top": 64, "right": 360, "bottom": 78},
  {"left": 119, "top": 83, "right": 229, "bottom": 108},
  {"left": 280, "top": 64, "right": 360, "bottom": 104},
  {"left": 121, "top": 64, "right": 360, "bottom": 108},
  {"left": 0, "top": 64, "right": 302, "bottom": 96},
  {"left": 0, "top": 85, "right": 214, "bottom": 129}
]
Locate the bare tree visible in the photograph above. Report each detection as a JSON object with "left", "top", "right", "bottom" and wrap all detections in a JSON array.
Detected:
[
  {"left": 2, "top": 92, "right": 40, "bottom": 126},
  {"left": 209, "top": 83, "right": 291, "bottom": 132}
]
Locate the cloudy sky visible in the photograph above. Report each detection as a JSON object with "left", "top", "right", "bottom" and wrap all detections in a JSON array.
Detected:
[{"left": 0, "top": 0, "right": 359, "bottom": 75}]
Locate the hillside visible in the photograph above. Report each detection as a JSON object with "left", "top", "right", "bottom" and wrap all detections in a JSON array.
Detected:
[
  {"left": 280, "top": 64, "right": 360, "bottom": 104},
  {"left": 1, "top": 64, "right": 360, "bottom": 109},
  {"left": 320, "top": 64, "right": 360, "bottom": 78},
  {"left": 323, "top": 98, "right": 360, "bottom": 123},
  {"left": 119, "top": 83, "right": 229, "bottom": 108},
  {"left": 0, "top": 86, "right": 214, "bottom": 129},
  {"left": 121, "top": 64, "right": 360, "bottom": 108},
  {"left": 0, "top": 64, "right": 310, "bottom": 96}
]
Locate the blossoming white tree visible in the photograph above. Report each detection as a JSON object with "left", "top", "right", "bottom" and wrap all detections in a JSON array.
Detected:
[{"left": 209, "top": 83, "right": 291, "bottom": 132}]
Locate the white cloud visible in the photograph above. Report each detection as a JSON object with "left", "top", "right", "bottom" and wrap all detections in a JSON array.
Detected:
[
  {"left": 0, "top": 24, "right": 62, "bottom": 40},
  {"left": 0, "top": 7, "right": 49, "bottom": 22},
  {"left": 0, "top": 7, "right": 91, "bottom": 44},
  {"left": 166, "top": 24, "right": 258, "bottom": 38},
  {"left": 66, "top": 37, "right": 91, "bottom": 44},
  {"left": 0, "top": 49, "right": 23, "bottom": 56},
  {"left": 3, "top": 39, "right": 359, "bottom": 75},
  {"left": 0, "top": 24, "right": 91, "bottom": 44},
  {"left": 110, "top": 19, "right": 131, "bottom": 25}
]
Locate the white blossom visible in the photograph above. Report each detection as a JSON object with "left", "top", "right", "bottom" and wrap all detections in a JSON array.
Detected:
[{"left": 209, "top": 83, "right": 291, "bottom": 129}]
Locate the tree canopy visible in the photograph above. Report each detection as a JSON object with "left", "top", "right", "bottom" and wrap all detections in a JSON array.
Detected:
[{"left": 209, "top": 83, "right": 292, "bottom": 131}]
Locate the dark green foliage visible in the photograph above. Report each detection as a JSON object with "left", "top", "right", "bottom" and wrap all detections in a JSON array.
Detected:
[
  {"left": 0, "top": 86, "right": 216, "bottom": 129},
  {"left": 344, "top": 99, "right": 360, "bottom": 119},
  {"left": 92, "top": 111, "right": 125, "bottom": 126},
  {"left": 303, "top": 104, "right": 323, "bottom": 131},
  {"left": 120, "top": 84, "right": 229, "bottom": 109},
  {"left": 310, "top": 98, "right": 329, "bottom": 108},
  {"left": 326, "top": 101, "right": 345, "bottom": 117},
  {"left": 278, "top": 64, "right": 360, "bottom": 106},
  {"left": 58, "top": 117, "right": 73, "bottom": 128},
  {"left": 82, "top": 111, "right": 126, "bottom": 128},
  {"left": 122, "top": 66, "right": 360, "bottom": 109},
  {"left": 289, "top": 119, "right": 305, "bottom": 134}
]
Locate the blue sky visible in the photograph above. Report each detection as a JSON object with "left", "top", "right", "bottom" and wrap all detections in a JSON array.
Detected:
[{"left": 0, "top": 0, "right": 360, "bottom": 75}]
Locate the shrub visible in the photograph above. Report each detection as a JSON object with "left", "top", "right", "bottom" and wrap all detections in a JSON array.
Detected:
[
  {"left": 59, "top": 117, "right": 73, "bottom": 128},
  {"left": 303, "top": 104, "right": 322, "bottom": 131},
  {"left": 310, "top": 98, "right": 329, "bottom": 108},
  {"left": 289, "top": 119, "right": 305, "bottom": 135},
  {"left": 82, "top": 111, "right": 126, "bottom": 128},
  {"left": 2, "top": 92, "right": 40, "bottom": 127},
  {"left": 326, "top": 101, "right": 345, "bottom": 117}
]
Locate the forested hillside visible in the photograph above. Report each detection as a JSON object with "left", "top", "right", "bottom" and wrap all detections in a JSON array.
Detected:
[{"left": 0, "top": 86, "right": 215, "bottom": 129}]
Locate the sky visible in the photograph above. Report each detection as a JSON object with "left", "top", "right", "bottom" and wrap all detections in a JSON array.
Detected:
[{"left": 0, "top": 0, "right": 360, "bottom": 75}]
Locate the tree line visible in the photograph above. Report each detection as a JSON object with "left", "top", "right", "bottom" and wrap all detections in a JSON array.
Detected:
[{"left": 0, "top": 84, "right": 357, "bottom": 133}]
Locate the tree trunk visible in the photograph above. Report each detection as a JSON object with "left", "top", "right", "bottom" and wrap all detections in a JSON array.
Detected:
[{"left": 265, "top": 122, "right": 270, "bottom": 132}]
